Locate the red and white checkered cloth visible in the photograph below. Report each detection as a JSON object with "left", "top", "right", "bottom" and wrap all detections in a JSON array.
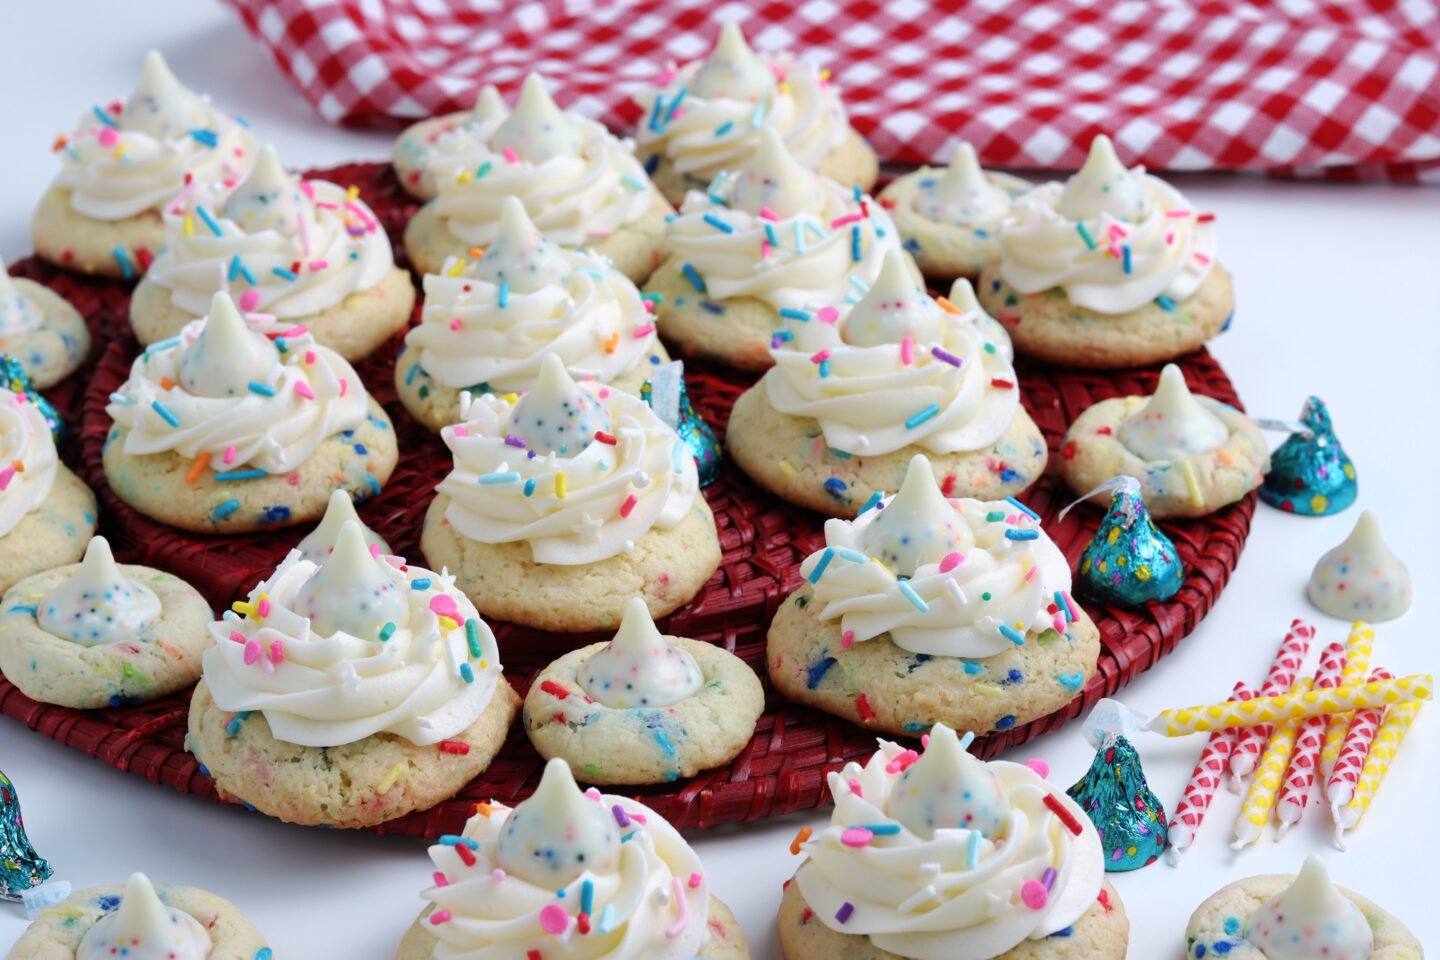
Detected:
[{"left": 224, "top": 0, "right": 1440, "bottom": 182}]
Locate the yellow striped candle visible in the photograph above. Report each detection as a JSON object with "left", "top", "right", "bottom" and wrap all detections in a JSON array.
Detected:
[
  {"left": 1334, "top": 700, "right": 1423, "bottom": 847},
  {"left": 1147, "top": 673, "right": 1432, "bottom": 737},
  {"left": 1320, "top": 621, "right": 1373, "bottom": 779},
  {"left": 1232, "top": 679, "right": 1310, "bottom": 849}
]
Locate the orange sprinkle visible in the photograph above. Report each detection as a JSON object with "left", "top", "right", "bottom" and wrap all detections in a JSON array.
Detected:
[
  {"left": 10, "top": 460, "right": 23, "bottom": 473},
  {"left": 1216, "top": 447, "right": 1234, "bottom": 466},
  {"left": 789, "top": 826, "right": 812, "bottom": 855},
  {"left": 185, "top": 452, "right": 212, "bottom": 486},
  {"left": 473, "top": 801, "right": 497, "bottom": 817},
  {"left": 603, "top": 331, "right": 620, "bottom": 354},
  {"left": 159, "top": 376, "right": 176, "bottom": 391},
  {"left": 52, "top": 134, "right": 68, "bottom": 152},
  {"left": 936, "top": 296, "right": 964, "bottom": 315},
  {"left": 468, "top": 247, "right": 486, "bottom": 259}
]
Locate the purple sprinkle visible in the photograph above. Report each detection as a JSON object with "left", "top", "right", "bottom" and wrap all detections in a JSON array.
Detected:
[
  {"left": 931, "top": 346, "right": 963, "bottom": 367},
  {"left": 611, "top": 804, "right": 631, "bottom": 827},
  {"left": 504, "top": 435, "right": 527, "bottom": 448},
  {"left": 835, "top": 902, "right": 854, "bottom": 924},
  {"left": 1042, "top": 867, "right": 1057, "bottom": 890}
]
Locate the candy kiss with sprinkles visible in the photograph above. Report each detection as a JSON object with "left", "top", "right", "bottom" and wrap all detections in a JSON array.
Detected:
[
  {"left": 37, "top": 536, "right": 162, "bottom": 645},
  {"left": 74, "top": 873, "right": 210, "bottom": 960},
  {"left": 578, "top": 596, "right": 704, "bottom": 708}
]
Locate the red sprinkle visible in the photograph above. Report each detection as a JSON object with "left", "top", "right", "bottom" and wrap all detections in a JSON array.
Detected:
[
  {"left": 940, "top": 474, "right": 957, "bottom": 496},
  {"left": 528, "top": 952, "right": 543, "bottom": 960},
  {"left": 989, "top": 378, "right": 1015, "bottom": 389},
  {"left": 1043, "top": 793, "right": 1085, "bottom": 835},
  {"left": 540, "top": 680, "right": 570, "bottom": 700},
  {"left": 1095, "top": 426, "right": 1113, "bottom": 436},
  {"left": 439, "top": 740, "right": 471, "bottom": 755},
  {"left": 855, "top": 694, "right": 876, "bottom": 721},
  {"left": 594, "top": 431, "right": 617, "bottom": 445},
  {"left": 1197, "top": 213, "right": 1216, "bottom": 222},
  {"left": 576, "top": 913, "right": 591, "bottom": 935},
  {"left": 619, "top": 494, "right": 638, "bottom": 518},
  {"left": 455, "top": 844, "right": 477, "bottom": 866},
  {"left": 1061, "top": 440, "right": 1077, "bottom": 461}
]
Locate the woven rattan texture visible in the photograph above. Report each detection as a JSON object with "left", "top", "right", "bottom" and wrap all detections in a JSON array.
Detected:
[{"left": 0, "top": 162, "right": 1254, "bottom": 833}]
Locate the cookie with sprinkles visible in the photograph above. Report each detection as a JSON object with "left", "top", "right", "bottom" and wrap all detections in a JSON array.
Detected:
[
  {"left": 186, "top": 521, "right": 519, "bottom": 829},
  {"left": 1184, "top": 855, "right": 1421, "bottom": 960},
  {"left": 779, "top": 724, "right": 1128, "bottom": 960},
  {"left": 1058, "top": 363, "right": 1268, "bottom": 519},
  {"left": 0, "top": 536, "right": 209, "bottom": 709},
  {"left": 523, "top": 597, "right": 764, "bottom": 784},
  {"left": 978, "top": 134, "right": 1235, "bottom": 369},
  {"left": 767, "top": 454, "right": 1099, "bottom": 737},
  {"left": 394, "top": 757, "right": 751, "bottom": 959},
  {"left": 402, "top": 73, "right": 673, "bottom": 285},
  {"left": 31, "top": 51, "right": 257, "bottom": 280},
  {"left": 644, "top": 127, "right": 909, "bottom": 371},
  {"left": 728, "top": 249, "right": 1046, "bottom": 516},
  {"left": 878, "top": 142, "right": 1032, "bottom": 282},
  {"left": 131, "top": 144, "right": 414, "bottom": 362},
  {"left": 102, "top": 290, "right": 398, "bottom": 534},
  {"left": 396, "top": 197, "right": 669, "bottom": 433},
  {"left": 0, "top": 257, "right": 90, "bottom": 390},
  {"left": 631, "top": 22, "right": 877, "bottom": 206},
  {"left": 7, "top": 872, "right": 269, "bottom": 960},
  {"left": 421, "top": 354, "right": 720, "bottom": 633}
]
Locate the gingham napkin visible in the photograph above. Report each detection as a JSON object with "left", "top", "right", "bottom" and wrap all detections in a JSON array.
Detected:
[{"left": 224, "top": 0, "right": 1440, "bottom": 182}]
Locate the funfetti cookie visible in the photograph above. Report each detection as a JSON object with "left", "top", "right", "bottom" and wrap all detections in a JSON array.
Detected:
[
  {"left": 633, "top": 22, "right": 878, "bottom": 206},
  {"left": 768, "top": 454, "right": 1099, "bottom": 737},
  {"left": 645, "top": 127, "right": 910, "bottom": 371},
  {"left": 187, "top": 521, "right": 520, "bottom": 829},
  {"left": 879, "top": 142, "right": 1031, "bottom": 282},
  {"left": 394, "top": 757, "right": 751, "bottom": 960},
  {"left": 0, "top": 258, "right": 90, "bottom": 389},
  {"left": 0, "top": 384, "right": 96, "bottom": 595},
  {"left": 728, "top": 249, "right": 1045, "bottom": 516},
  {"left": 1184, "top": 855, "right": 1421, "bottom": 960},
  {"left": 32, "top": 51, "right": 257, "bottom": 280},
  {"left": 6, "top": 872, "right": 269, "bottom": 960},
  {"left": 980, "top": 134, "right": 1235, "bottom": 369},
  {"left": 392, "top": 84, "right": 507, "bottom": 199},
  {"left": 131, "top": 144, "right": 414, "bottom": 362},
  {"left": 422, "top": 354, "right": 721, "bottom": 633},
  {"left": 523, "top": 596, "right": 764, "bottom": 785},
  {"left": 103, "top": 290, "right": 398, "bottom": 534},
  {"left": 0, "top": 536, "right": 209, "bottom": 710},
  {"left": 1059, "top": 363, "right": 1268, "bottom": 519},
  {"left": 404, "top": 73, "right": 673, "bottom": 285},
  {"left": 780, "top": 724, "right": 1128, "bottom": 960},
  {"left": 396, "top": 197, "right": 668, "bottom": 433}
]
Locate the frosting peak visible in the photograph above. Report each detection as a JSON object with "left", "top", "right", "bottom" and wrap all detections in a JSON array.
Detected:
[
  {"left": 1246, "top": 856, "right": 1373, "bottom": 960},
  {"left": 578, "top": 597, "right": 705, "bottom": 708},
  {"left": 861, "top": 454, "right": 971, "bottom": 576},
  {"left": 473, "top": 83, "right": 507, "bottom": 122},
  {"left": 36, "top": 537, "right": 163, "bottom": 646},
  {"left": 730, "top": 126, "right": 825, "bottom": 218},
  {"left": 221, "top": 144, "right": 302, "bottom": 235},
  {"left": 841, "top": 248, "right": 942, "bottom": 346},
  {"left": 125, "top": 51, "right": 210, "bottom": 139},
  {"left": 889, "top": 723, "right": 1010, "bottom": 839},
  {"left": 0, "top": 258, "right": 41, "bottom": 337},
  {"left": 1117, "top": 364, "right": 1229, "bottom": 459},
  {"left": 1057, "top": 135, "right": 1148, "bottom": 222},
  {"left": 496, "top": 757, "right": 622, "bottom": 886},
  {"left": 692, "top": 22, "right": 775, "bottom": 100},
  {"left": 292, "top": 520, "right": 408, "bottom": 639},
  {"left": 177, "top": 291, "right": 281, "bottom": 397},
  {"left": 75, "top": 873, "right": 210, "bottom": 960},
  {"left": 296, "top": 489, "right": 387, "bottom": 563},
  {"left": 488, "top": 74, "right": 584, "bottom": 165},
  {"left": 509, "top": 353, "right": 613, "bottom": 456},
  {"left": 472, "top": 196, "right": 572, "bottom": 293}
]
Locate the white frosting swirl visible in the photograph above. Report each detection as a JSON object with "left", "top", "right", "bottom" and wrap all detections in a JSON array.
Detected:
[
  {"left": 52, "top": 51, "right": 256, "bottom": 221},
  {"left": 406, "top": 198, "right": 659, "bottom": 393},
  {"left": 0, "top": 387, "right": 59, "bottom": 539},
  {"left": 998, "top": 135, "right": 1216, "bottom": 314},
  {"left": 0, "top": 265, "right": 43, "bottom": 339},
  {"left": 431, "top": 74, "right": 657, "bottom": 248},
  {"left": 421, "top": 758, "right": 708, "bottom": 959},
  {"left": 202, "top": 522, "right": 503, "bottom": 748},
  {"left": 634, "top": 24, "right": 850, "bottom": 183},
  {"left": 146, "top": 145, "right": 393, "bottom": 319},
  {"left": 801, "top": 455, "right": 1073, "bottom": 658},
  {"left": 437, "top": 355, "right": 699, "bottom": 565},
  {"left": 764, "top": 249, "right": 1020, "bottom": 457},
  {"left": 795, "top": 728, "right": 1104, "bottom": 960},
  {"left": 105, "top": 292, "right": 369, "bottom": 475},
  {"left": 666, "top": 127, "right": 902, "bottom": 314},
  {"left": 77, "top": 874, "right": 210, "bottom": 960}
]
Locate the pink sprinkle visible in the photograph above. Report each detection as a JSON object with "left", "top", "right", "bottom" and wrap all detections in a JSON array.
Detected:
[
  {"left": 429, "top": 909, "right": 453, "bottom": 926},
  {"left": 830, "top": 213, "right": 862, "bottom": 228},
  {"left": 450, "top": 319, "right": 463, "bottom": 331},
  {"left": 238, "top": 290, "right": 261, "bottom": 311},
  {"left": 1024, "top": 566, "right": 1037, "bottom": 581},
  {"left": 432, "top": 872, "right": 449, "bottom": 887},
  {"left": 664, "top": 877, "right": 689, "bottom": 939},
  {"left": 1166, "top": 209, "right": 1192, "bottom": 218},
  {"left": 921, "top": 734, "right": 930, "bottom": 748},
  {"left": 315, "top": 201, "right": 339, "bottom": 210},
  {"left": 841, "top": 827, "right": 874, "bottom": 848},
  {"left": 598, "top": 387, "right": 610, "bottom": 398},
  {"left": 688, "top": 873, "right": 702, "bottom": 889},
  {"left": 339, "top": 379, "right": 348, "bottom": 397},
  {"left": 1107, "top": 222, "right": 1127, "bottom": 239},
  {"left": 491, "top": 868, "right": 506, "bottom": 882},
  {"left": 369, "top": 543, "right": 382, "bottom": 558},
  {"left": 298, "top": 181, "right": 317, "bottom": 200},
  {"left": 1165, "top": 232, "right": 1175, "bottom": 245},
  {"left": 1021, "top": 880, "right": 1048, "bottom": 909},
  {"left": 304, "top": 350, "right": 317, "bottom": 364},
  {"left": 632, "top": 323, "right": 654, "bottom": 338},
  {"left": 584, "top": 787, "right": 602, "bottom": 802},
  {"left": 841, "top": 629, "right": 855, "bottom": 649},
  {"left": 1025, "top": 758, "right": 1051, "bottom": 778},
  {"left": 453, "top": 425, "right": 469, "bottom": 437},
  {"left": 98, "top": 126, "right": 119, "bottom": 147},
  {"left": 280, "top": 325, "right": 309, "bottom": 338},
  {"left": 817, "top": 306, "right": 839, "bottom": 324},
  {"left": 244, "top": 312, "right": 276, "bottom": 324},
  {"left": 1053, "top": 615, "right": 1066, "bottom": 633},
  {"left": 1107, "top": 242, "right": 1122, "bottom": 258},
  {"left": 257, "top": 598, "right": 271, "bottom": 617},
  {"left": 655, "top": 68, "right": 676, "bottom": 85},
  {"left": 0, "top": 468, "right": 13, "bottom": 492},
  {"left": 268, "top": 640, "right": 285, "bottom": 663},
  {"left": 229, "top": 631, "right": 246, "bottom": 645},
  {"left": 538, "top": 903, "right": 569, "bottom": 935},
  {"left": 939, "top": 552, "right": 963, "bottom": 573},
  {"left": 243, "top": 639, "right": 261, "bottom": 665},
  {"left": 619, "top": 494, "right": 638, "bottom": 518},
  {"left": 294, "top": 382, "right": 315, "bottom": 401},
  {"left": 810, "top": 349, "right": 831, "bottom": 364},
  {"left": 642, "top": 298, "right": 656, "bottom": 313},
  {"left": 345, "top": 201, "right": 378, "bottom": 231},
  {"left": 900, "top": 337, "right": 913, "bottom": 365},
  {"left": 430, "top": 594, "right": 460, "bottom": 618},
  {"left": 1193, "top": 252, "right": 1211, "bottom": 264},
  {"left": 848, "top": 778, "right": 862, "bottom": 798},
  {"left": 759, "top": 206, "right": 780, "bottom": 222},
  {"left": 307, "top": 260, "right": 329, "bottom": 271},
  {"left": 502, "top": 146, "right": 518, "bottom": 164}
]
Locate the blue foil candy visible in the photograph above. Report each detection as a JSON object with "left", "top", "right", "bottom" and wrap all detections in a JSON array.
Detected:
[
  {"left": 0, "top": 768, "right": 52, "bottom": 900},
  {"left": 1, "top": 355, "right": 62, "bottom": 445},
  {"left": 1066, "top": 736, "right": 1167, "bottom": 872},
  {"left": 641, "top": 373, "right": 722, "bottom": 488},
  {"left": 1077, "top": 477, "right": 1183, "bottom": 607},
  {"left": 1260, "top": 396, "right": 1356, "bottom": 516}
]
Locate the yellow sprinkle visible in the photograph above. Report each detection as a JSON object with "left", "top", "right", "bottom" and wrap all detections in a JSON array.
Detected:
[
  {"left": 500, "top": 392, "right": 518, "bottom": 405},
  {"left": 455, "top": 169, "right": 473, "bottom": 184},
  {"left": 446, "top": 258, "right": 467, "bottom": 277},
  {"left": 973, "top": 682, "right": 1003, "bottom": 698},
  {"left": 346, "top": 185, "right": 360, "bottom": 201},
  {"left": 1180, "top": 459, "right": 1203, "bottom": 507},
  {"left": 555, "top": 472, "right": 567, "bottom": 499},
  {"left": 478, "top": 660, "right": 488, "bottom": 669},
  {"left": 377, "top": 762, "right": 408, "bottom": 795},
  {"left": 231, "top": 600, "right": 257, "bottom": 617},
  {"left": 183, "top": 213, "right": 194, "bottom": 236},
  {"left": 438, "top": 615, "right": 458, "bottom": 631},
  {"left": 778, "top": 460, "right": 798, "bottom": 479}
]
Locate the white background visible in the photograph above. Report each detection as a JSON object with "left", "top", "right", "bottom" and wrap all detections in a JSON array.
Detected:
[{"left": 0, "top": 2, "right": 1436, "bottom": 957}]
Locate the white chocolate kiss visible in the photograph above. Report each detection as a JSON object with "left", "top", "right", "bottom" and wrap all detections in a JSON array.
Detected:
[
  {"left": 1308, "top": 509, "right": 1413, "bottom": 622},
  {"left": 729, "top": 126, "right": 826, "bottom": 219},
  {"left": 690, "top": 22, "right": 775, "bottom": 101},
  {"left": 888, "top": 723, "right": 1011, "bottom": 839},
  {"left": 37, "top": 537, "right": 162, "bottom": 646},
  {"left": 296, "top": 489, "right": 389, "bottom": 563},
  {"left": 489, "top": 73, "right": 584, "bottom": 165},
  {"left": 1117, "top": 363, "right": 1228, "bottom": 460},
  {"left": 495, "top": 757, "right": 622, "bottom": 887},
  {"left": 1056, "top": 134, "right": 1148, "bottom": 222},
  {"left": 578, "top": 596, "right": 704, "bottom": 708},
  {"left": 1245, "top": 856, "right": 1373, "bottom": 960},
  {"left": 292, "top": 520, "right": 409, "bottom": 639},
  {"left": 76, "top": 873, "right": 210, "bottom": 960}
]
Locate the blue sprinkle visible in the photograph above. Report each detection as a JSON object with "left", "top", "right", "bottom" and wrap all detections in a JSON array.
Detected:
[
  {"left": 272, "top": 266, "right": 299, "bottom": 282},
  {"left": 7, "top": 606, "right": 37, "bottom": 616},
  {"left": 150, "top": 401, "right": 180, "bottom": 428},
  {"left": 112, "top": 247, "right": 134, "bottom": 279},
  {"left": 778, "top": 308, "right": 811, "bottom": 321},
  {"left": 353, "top": 443, "right": 367, "bottom": 455},
  {"left": 196, "top": 205, "right": 224, "bottom": 237},
  {"left": 647, "top": 95, "right": 666, "bottom": 132},
  {"left": 702, "top": 212, "right": 734, "bottom": 234},
  {"left": 228, "top": 255, "right": 243, "bottom": 282},
  {"left": 188, "top": 128, "right": 219, "bottom": 147},
  {"left": 459, "top": 663, "right": 475, "bottom": 683},
  {"left": 215, "top": 469, "right": 267, "bottom": 481},
  {"left": 411, "top": 578, "right": 432, "bottom": 590},
  {"left": 109, "top": 392, "right": 136, "bottom": 406},
  {"left": 238, "top": 262, "right": 256, "bottom": 285},
  {"left": 764, "top": 222, "right": 779, "bottom": 248},
  {"left": 261, "top": 505, "right": 291, "bottom": 524},
  {"left": 699, "top": 299, "right": 726, "bottom": 315},
  {"left": 995, "top": 714, "right": 1017, "bottom": 730},
  {"left": 806, "top": 657, "right": 837, "bottom": 689},
  {"left": 247, "top": 382, "right": 275, "bottom": 397},
  {"left": 905, "top": 404, "right": 941, "bottom": 429},
  {"left": 823, "top": 477, "right": 847, "bottom": 500},
  {"left": 897, "top": 579, "right": 928, "bottom": 612},
  {"left": 365, "top": 473, "right": 381, "bottom": 495},
  {"left": 581, "top": 878, "right": 594, "bottom": 915},
  {"left": 1005, "top": 496, "right": 1039, "bottom": 521},
  {"left": 1156, "top": 295, "right": 1176, "bottom": 312},
  {"left": 145, "top": 335, "right": 182, "bottom": 354},
  {"left": 255, "top": 949, "right": 274, "bottom": 960},
  {"left": 405, "top": 362, "right": 424, "bottom": 386},
  {"left": 681, "top": 263, "right": 705, "bottom": 292},
  {"left": 498, "top": 281, "right": 509, "bottom": 308},
  {"left": 999, "top": 468, "right": 1018, "bottom": 483},
  {"left": 963, "top": 660, "right": 983, "bottom": 675},
  {"left": 523, "top": 478, "right": 537, "bottom": 497},
  {"left": 903, "top": 722, "right": 929, "bottom": 732},
  {"left": 653, "top": 727, "right": 676, "bottom": 757},
  {"left": 1122, "top": 245, "right": 1132, "bottom": 274},
  {"left": 1057, "top": 671, "right": 1085, "bottom": 692},
  {"left": 836, "top": 548, "right": 868, "bottom": 563},
  {"left": 851, "top": 225, "right": 862, "bottom": 261},
  {"left": 479, "top": 471, "right": 521, "bottom": 485},
  {"left": 664, "top": 86, "right": 688, "bottom": 123},
  {"left": 998, "top": 624, "right": 1026, "bottom": 645},
  {"left": 714, "top": 120, "right": 733, "bottom": 137},
  {"left": 643, "top": 153, "right": 659, "bottom": 175},
  {"left": 212, "top": 499, "right": 240, "bottom": 520},
  {"left": 808, "top": 547, "right": 835, "bottom": 583},
  {"left": 857, "top": 491, "right": 883, "bottom": 515},
  {"left": 1005, "top": 529, "right": 1040, "bottom": 541},
  {"left": 1223, "top": 917, "right": 1241, "bottom": 935},
  {"left": 92, "top": 105, "right": 118, "bottom": 127}
]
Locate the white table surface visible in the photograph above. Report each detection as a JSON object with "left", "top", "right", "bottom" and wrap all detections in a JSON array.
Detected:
[{"left": 1, "top": 3, "right": 1436, "bottom": 957}]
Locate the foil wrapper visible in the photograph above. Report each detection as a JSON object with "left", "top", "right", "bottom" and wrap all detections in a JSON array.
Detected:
[
  {"left": 642, "top": 362, "right": 722, "bottom": 487},
  {"left": 1067, "top": 735, "right": 1168, "bottom": 872},
  {"left": 1261, "top": 396, "right": 1356, "bottom": 516},
  {"left": 1077, "top": 476, "right": 1183, "bottom": 607},
  {"left": 0, "top": 769, "right": 52, "bottom": 901}
]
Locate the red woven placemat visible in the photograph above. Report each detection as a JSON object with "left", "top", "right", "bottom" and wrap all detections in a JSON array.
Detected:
[{"left": 0, "top": 162, "right": 1254, "bottom": 834}]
